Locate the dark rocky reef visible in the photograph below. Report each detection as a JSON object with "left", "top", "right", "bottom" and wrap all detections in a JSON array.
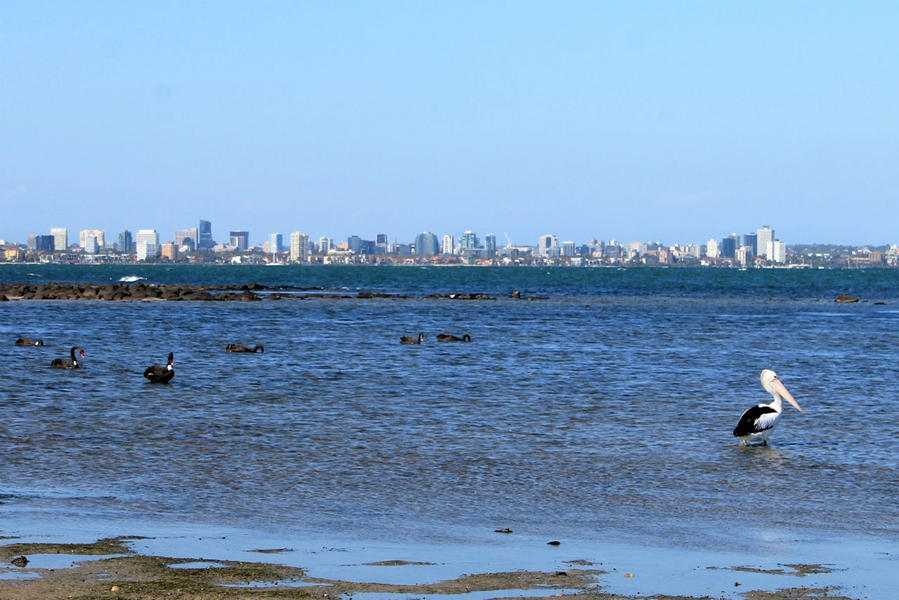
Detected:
[{"left": 0, "top": 282, "right": 263, "bottom": 302}]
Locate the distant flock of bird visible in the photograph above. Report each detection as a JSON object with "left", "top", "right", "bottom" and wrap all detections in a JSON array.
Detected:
[{"left": 15, "top": 335, "right": 802, "bottom": 445}]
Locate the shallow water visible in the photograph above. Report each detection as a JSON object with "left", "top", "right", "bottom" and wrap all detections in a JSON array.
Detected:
[{"left": 2, "top": 267, "right": 896, "bottom": 560}]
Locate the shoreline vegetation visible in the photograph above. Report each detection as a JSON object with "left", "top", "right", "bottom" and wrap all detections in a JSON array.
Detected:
[{"left": 0, "top": 537, "right": 853, "bottom": 600}]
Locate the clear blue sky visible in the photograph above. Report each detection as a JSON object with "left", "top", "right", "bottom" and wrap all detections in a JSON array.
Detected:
[{"left": 2, "top": 1, "right": 897, "bottom": 246}]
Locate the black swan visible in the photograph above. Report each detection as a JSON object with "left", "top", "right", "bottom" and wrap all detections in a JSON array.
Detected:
[
  {"left": 144, "top": 352, "right": 175, "bottom": 384},
  {"left": 436, "top": 333, "right": 471, "bottom": 342},
  {"left": 400, "top": 332, "right": 425, "bottom": 344},
  {"left": 225, "top": 343, "right": 264, "bottom": 353},
  {"left": 15, "top": 337, "right": 44, "bottom": 346},
  {"left": 51, "top": 346, "right": 84, "bottom": 369}
]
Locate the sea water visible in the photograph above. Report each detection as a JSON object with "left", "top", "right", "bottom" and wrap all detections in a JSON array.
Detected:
[{"left": 1, "top": 265, "right": 897, "bottom": 594}]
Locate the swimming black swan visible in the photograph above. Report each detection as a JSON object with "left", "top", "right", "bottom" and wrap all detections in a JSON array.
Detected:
[
  {"left": 400, "top": 332, "right": 425, "bottom": 344},
  {"left": 51, "top": 346, "right": 84, "bottom": 368},
  {"left": 144, "top": 352, "right": 175, "bottom": 383},
  {"left": 225, "top": 343, "right": 264, "bottom": 353},
  {"left": 15, "top": 337, "right": 44, "bottom": 346},
  {"left": 436, "top": 334, "right": 472, "bottom": 342}
]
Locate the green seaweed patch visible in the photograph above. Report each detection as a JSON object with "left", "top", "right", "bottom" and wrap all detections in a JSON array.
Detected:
[
  {"left": 740, "top": 587, "right": 855, "bottom": 600},
  {"left": 0, "top": 537, "right": 134, "bottom": 561},
  {"left": 728, "top": 563, "right": 835, "bottom": 577}
]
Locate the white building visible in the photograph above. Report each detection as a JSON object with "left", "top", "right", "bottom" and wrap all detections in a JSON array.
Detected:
[
  {"left": 537, "top": 234, "right": 558, "bottom": 257},
  {"left": 705, "top": 238, "right": 719, "bottom": 259},
  {"left": 136, "top": 229, "right": 160, "bottom": 261},
  {"left": 441, "top": 234, "right": 454, "bottom": 255},
  {"left": 768, "top": 240, "right": 786, "bottom": 264},
  {"left": 79, "top": 229, "right": 105, "bottom": 252},
  {"left": 50, "top": 227, "right": 68, "bottom": 251},
  {"left": 318, "top": 236, "right": 331, "bottom": 255},
  {"left": 757, "top": 225, "right": 774, "bottom": 259},
  {"left": 290, "top": 231, "right": 309, "bottom": 263}
]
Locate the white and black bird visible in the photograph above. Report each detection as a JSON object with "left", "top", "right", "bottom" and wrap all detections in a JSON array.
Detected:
[{"left": 733, "top": 369, "right": 803, "bottom": 445}]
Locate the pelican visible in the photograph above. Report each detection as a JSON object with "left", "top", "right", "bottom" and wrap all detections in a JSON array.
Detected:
[{"left": 733, "top": 369, "right": 803, "bottom": 445}]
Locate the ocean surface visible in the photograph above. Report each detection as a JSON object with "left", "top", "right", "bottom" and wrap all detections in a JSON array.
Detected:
[{"left": 1, "top": 265, "right": 897, "bottom": 592}]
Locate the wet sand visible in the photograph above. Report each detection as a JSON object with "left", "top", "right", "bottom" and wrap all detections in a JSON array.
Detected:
[{"left": 0, "top": 532, "right": 874, "bottom": 600}]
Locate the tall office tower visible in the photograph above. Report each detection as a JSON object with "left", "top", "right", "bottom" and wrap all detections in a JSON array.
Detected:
[
  {"left": 198, "top": 220, "right": 214, "bottom": 249},
  {"left": 719, "top": 233, "right": 738, "bottom": 258},
  {"left": 537, "top": 234, "right": 558, "bottom": 257},
  {"left": 561, "top": 241, "right": 576, "bottom": 257},
  {"left": 136, "top": 229, "right": 160, "bottom": 261},
  {"left": 460, "top": 230, "right": 479, "bottom": 251},
  {"left": 119, "top": 230, "right": 133, "bottom": 253},
  {"left": 50, "top": 228, "right": 68, "bottom": 251},
  {"left": 79, "top": 229, "right": 105, "bottom": 250},
  {"left": 229, "top": 231, "right": 249, "bottom": 250},
  {"left": 485, "top": 233, "right": 497, "bottom": 258},
  {"left": 442, "top": 234, "right": 455, "bottom": 255},
  {"left": 705, "top": 238, "right": 720, "bottom": 259},
  {"left": 347, "top": 235, "right": 363, "bottom": 254},
  {"left": 175, "top": 228, "right": 198, "bottom": 251},
  {"left": 290, "top": 231, "right": 309, "bottom": 263},
  {"left": 413, "top": 232, "right": 439, "bottom": 256},
  {"left": 28, "top": 234, "right": 55, "bottom": 251},
  {"left": 756, "top": 226, "right": 774, "bottom": 259},
  {"left": 743, "top": 232, "right": 758, "bottom": 256},
  {"left": 318, "top": 236, "right": 331, "bottom": 254},
  {"left": 265, "top": 233, "right": 281, "bottom": 253}
]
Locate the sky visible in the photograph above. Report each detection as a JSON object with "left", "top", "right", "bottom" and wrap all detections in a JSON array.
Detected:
[{"left": 2, "top": 1, "right": 898, "bottom": 247}]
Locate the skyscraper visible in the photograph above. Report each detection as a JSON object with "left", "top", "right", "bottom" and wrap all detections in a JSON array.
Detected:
[
  {"left": 756, "top": 226, "right": 774, "bottom": 260},
  {"left": 290, "top": 231, "right": 309, "bottom": 263},
  {"left": 119, "top": 230, "right": 133, "bottom": 253},
  {"left": 50, "top": 228, "right": 67, "bottom": 252},
  {"left": 198, "top": 220, "right": 214, "bottom": 249},
  {"left": 175, "top": 228, "right": 198, "bottom": 251},
  {"left": 537, "top": 234, "right": 558, "bottom": 257},
  {"left": 136, "top": 229, "right": 160, "bottom": 261},
  {"left": 414, "top": 232, "right": 439, "bottom": 256},
  {"left": 229, "top": 231, "right": 249, "bottom": 250},
  {"left": 485, "top": 233, "right": 497, "bottom": 258},
  {"left": 318, "top": 236, "right": 331, "bottom": 254},
  {"left": 442, "top": 234, "right": 454, "bottom": 255},
  {"left": 269, "top": 233, "right": 284, "bottom": 253},
  {"left": 460, "top": 230, "right": 479, "bottom": 251}
]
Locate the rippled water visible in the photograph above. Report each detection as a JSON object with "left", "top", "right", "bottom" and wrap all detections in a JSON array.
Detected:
[{"left": 1, "top": 266, "right": 897, "bottom": 555}]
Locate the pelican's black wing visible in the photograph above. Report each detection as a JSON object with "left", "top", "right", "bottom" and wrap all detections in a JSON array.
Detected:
[{"left": 733, "top": 405, "right": 778, "bottom": 437}]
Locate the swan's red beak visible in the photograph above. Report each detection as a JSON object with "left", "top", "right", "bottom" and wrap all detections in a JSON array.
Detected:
[{"left": 79, "top": 350, "right": 85, "bottom": 358}]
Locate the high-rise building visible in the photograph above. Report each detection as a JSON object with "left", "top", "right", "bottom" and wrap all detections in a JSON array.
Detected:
[
  {"left": 175, "top": 228, "right": 198, "bottom": 251},
  {"left": 719, "top": 233, "right": 739, "bottom": 259},
  {"left": 229, "top": 231, "right": 249, "bottom": 250},
  {"left": 136, "top": 229, "right": 160, "bottom": 261},
  {"left": 118, "top": 230, "right": 133, "bottom": 253},
  {"left": 50, "top": 228, "right": 68, "bottom": 252},
  {"left": 290, "top": 231, "right": 309, "bottom": 263},
  {"left": 485, "top": 233, "right": 497, "bottom": 258},
  {"left": 561, "top": 241, "right": 576, "bottom": 257},
  {"left": 743, "top": 233, "right": 758, "bottom": 256},
  {"left": 269, "top": 233, "right": 284, "bottom": 253},
  {"left": 442, "top": 235, "right": 454, "bottom": 255},
  {"left": 79, "top": 229, "right": 105, "bottom": 251},
  {"left": 705, "top": 238, "right": 720, "bottom": 259},
  {"left": 198, "top": 220, "right": 214, "bottom": 249},
  {"left": 756, "top": 226, "right": 774, "bottom": 259},
  {"left": 414, "top": 232, "right": 439, "bottom": 256},
  {"left": 537, "top": 234, "right": 558, "bottom": 257},
  {"left": 347, "top": 235, "right": 363, "bottom": 254},
  {"left": 318, "top": 236, "right": 331, "bottom": 255},
  {"left": 460, "top": 230, "right": 479, "bottom": 251},
  {"left": 28, "top": 234, "right": 55, "bottom": 252}
]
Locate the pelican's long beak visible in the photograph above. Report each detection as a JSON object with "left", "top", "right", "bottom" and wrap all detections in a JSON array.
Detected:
[{"left": 774, "top": 378, "right": 802, "bottom": 412}]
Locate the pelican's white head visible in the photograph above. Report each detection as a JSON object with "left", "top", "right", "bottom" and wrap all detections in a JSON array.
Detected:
[{"left": 761, "top": 369, "right": 802, "bottom": 412}]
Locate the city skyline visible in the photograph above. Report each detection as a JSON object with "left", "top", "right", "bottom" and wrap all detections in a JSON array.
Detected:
[{"left": 3, "top": 4, "right": 898, "bottom": 246}]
